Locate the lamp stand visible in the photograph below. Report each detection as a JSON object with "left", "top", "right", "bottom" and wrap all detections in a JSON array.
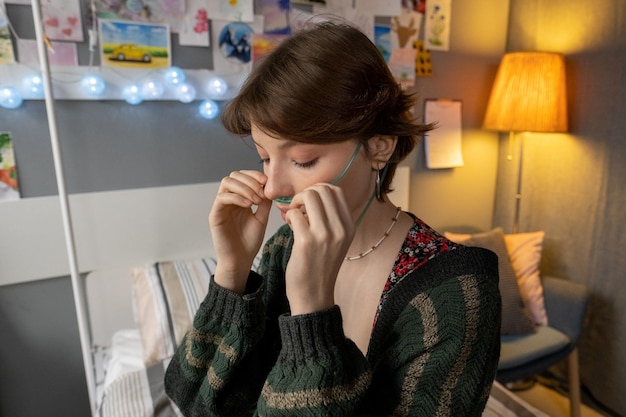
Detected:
[{"left": 509, "top": 131, "right": 524, "bottom": 234}]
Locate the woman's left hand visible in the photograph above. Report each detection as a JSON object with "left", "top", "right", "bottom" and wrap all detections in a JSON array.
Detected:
[{"left": 284, "top": 184, "right": 355, "bottom": 315}]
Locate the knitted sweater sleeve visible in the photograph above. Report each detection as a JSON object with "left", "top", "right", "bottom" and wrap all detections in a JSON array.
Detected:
[
  {"left": 164, "top": 280, "right": 371, "bottom": 417},
  {"left": 164, "top": 273, "right": 271, "bottom": 416},
  {"left": 256, "top": 306, "right": 372, "bottom": 416}
]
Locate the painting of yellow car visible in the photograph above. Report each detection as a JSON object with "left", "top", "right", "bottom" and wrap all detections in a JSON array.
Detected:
[{"left": 111, "top": 44, "right": 152, "bottom": 63}]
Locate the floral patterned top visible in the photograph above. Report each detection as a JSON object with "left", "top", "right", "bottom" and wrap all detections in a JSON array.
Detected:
[{"left": 373, "top": 213, "right": 460, "bottom": 329}]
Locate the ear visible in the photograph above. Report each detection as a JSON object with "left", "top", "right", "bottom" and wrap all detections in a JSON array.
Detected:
[{"left": 368, "top": 135, "right": 398, "bottom": 170}]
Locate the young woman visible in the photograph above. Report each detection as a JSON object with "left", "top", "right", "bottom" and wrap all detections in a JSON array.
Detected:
[{"left": 165, "top": 21, "right": 501, "bottom": 417}]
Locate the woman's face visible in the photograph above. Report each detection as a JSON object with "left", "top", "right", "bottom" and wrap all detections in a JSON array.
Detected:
[{"left": 251, "top": 123, "right": 374, "bottom": 220}]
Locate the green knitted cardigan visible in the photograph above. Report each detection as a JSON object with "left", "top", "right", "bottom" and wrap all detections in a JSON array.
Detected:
[{"left": 165, "top": 222, "right": 501, "bottom": 417}]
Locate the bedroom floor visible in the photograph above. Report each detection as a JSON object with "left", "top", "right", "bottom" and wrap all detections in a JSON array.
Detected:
[{"left": 514, "top": 383, "right": 608, "bottom": 417}]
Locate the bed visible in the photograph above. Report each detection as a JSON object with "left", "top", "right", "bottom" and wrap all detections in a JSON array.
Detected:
[{"left": 84, "top": 255, "right": 551, "bottom": 417}]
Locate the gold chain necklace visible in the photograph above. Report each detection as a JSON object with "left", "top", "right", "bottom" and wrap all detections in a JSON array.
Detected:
[{"left": 345, "top": 207, "right": 402, "bottom": 261}]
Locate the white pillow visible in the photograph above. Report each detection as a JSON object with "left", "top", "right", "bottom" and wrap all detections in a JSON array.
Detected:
[{"left": 445, "top": 230, "right": 547, "bottom": 326}]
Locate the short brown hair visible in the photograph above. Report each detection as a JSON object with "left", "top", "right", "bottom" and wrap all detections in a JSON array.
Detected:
[{"left": 222, "top": 21, "right": 433, "bottom": 196}]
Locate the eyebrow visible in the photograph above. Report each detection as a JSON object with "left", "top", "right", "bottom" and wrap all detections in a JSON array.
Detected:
[{"left": 251, "top": 139, "right": 299, "bottom": 150}]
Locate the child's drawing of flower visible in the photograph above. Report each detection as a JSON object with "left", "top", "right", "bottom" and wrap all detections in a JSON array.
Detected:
[{"left": 428, "top": 5, "right": 446, "bottom": 46}]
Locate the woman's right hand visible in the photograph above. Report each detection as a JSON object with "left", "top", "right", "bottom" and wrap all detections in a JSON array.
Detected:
[{"left": 209, "top": 170, "right": 272, "bottom": 294}]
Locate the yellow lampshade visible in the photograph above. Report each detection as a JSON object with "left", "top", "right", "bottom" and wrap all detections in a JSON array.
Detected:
[{"left": 483, "top": 52, "right": 568, "bottom": 133}]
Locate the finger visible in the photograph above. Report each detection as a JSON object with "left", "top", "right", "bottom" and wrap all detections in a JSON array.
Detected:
[
  {"left": 254, "top": 197, "right": 273, "bottom": 224},
  {"left": 294, "top": 183, "right": 350, "bottom": 227},
  {"left": 219, "top": 171, "right": 266, "bottom": 205},
  {"left": 214, "top": 189, "right": 259, "bottom": 209},
  {"left": 323, "top": 184, "right": 353, "bottom": 228},
  {"left": 294, "top": 186, "right": 329, "bottom": 228},
  {"left": 228, "top": 170, "right": 267, "bottom": 197}
]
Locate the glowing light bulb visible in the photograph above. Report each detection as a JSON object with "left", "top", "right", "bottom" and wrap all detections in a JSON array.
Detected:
[
  {"left": 23, "top": 74, "right": 45, "bottom": 98},
  {"left": 198, "top": 99, "right": 219, "bottom": 119},
  {"left": 175, "top": 82, "right": 196, "bottom": 103},
  {"left": 122, "top": 83, "right": 143, "bottom": 105},
  {"left": 207, "top": 76, "right": 228, "bottom": 99},
  {"left": 81, "top": 74, "right": 106, "bottom": 97},
  {"left": 0, "top": 86, "right": 24, "bottom": 109},
  {"left": 164, "top": 66, "right": 185, "bottom": 86},
  {"left": 142, "top": 80, "right": 165, "bottom": 99}
]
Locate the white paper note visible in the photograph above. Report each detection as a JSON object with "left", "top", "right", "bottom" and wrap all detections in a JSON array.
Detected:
[{"left": 424, "top": 99, "right": 464, "bottom": 169}]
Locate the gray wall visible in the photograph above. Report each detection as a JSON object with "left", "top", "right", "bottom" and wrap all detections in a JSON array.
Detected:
[
  {"left": 0, "top": 1, "right": 508, "bottom": 416},
  {"left": 6, "top": 100, "right": 259, "bottom": 198}
]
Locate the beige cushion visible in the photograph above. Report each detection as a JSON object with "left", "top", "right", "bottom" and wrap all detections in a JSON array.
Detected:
[{"left": 132, "top": 258, "right": 215, "bottom": 365}]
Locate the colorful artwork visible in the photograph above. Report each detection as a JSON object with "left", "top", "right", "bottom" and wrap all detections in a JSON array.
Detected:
[
  {"left": 391, "top": 5, "right": 422, "bottom": 49},
  {"left": 254, "top": 0, "right": 290, "bottom": 35},
  {"left": 212, "top": 16, "right": 262, "bottom": 73},
  {"left": 414, "top": 40, "right": 432, "bottom": 77},
  {"left": 41, "top": 0, "right": 84, "bottom": 41},
  {"left": 425, "top": 0, "right": 451, "bottom": 51},
  {"left": 178, "top": 0, "right": 209, "bottom": 46},
  {"left": 94, "top": 0, "right": 186, "bottom": 33},
  {"left": 388, "top": 47, "right": 416, "bottom": 89},
  {"left": 0, "top": 2, "right": 15, "bottom": 64},
  {"left": 99, "top": 19, "right": 171, "bottom": 69},
  {"left": 374, "top": 24, "right": 391, "bottom": 62},
  {"left": 207, "top": 0, "right": 254, "bottom": 23},
  {"left": 252, "top": 32, "right": 288, "bottom": 62},
  {"left": 217, "top": 21, "right": 253, "bottom": 64},
  {"left": 0, "top": 132, "right": 20, "bottom": 202},
  {"left": 402, "top": 0, "right": 426, "bottom": 14}
]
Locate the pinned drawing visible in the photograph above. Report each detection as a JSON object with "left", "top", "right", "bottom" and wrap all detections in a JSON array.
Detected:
[
  {"left": 207, "top": 0, "right": 254, "bottom": 23},
  {"left": 99, "top": 19, "right": 171, "bottom": 69},
  {"left": 0, "top": 5, "right": 15, "bottom": 64},
  {"left": 212, "top": 16, "right": 262, "bottom": 73},
  {"left": 424, "top": 0, "right": 451, "bottom": 51},
  {"left": 41, "top": 0, "right": 84, "bottom": 41},
  {"left": 0, "top": 132, "right": 20, "bottom": 202}
]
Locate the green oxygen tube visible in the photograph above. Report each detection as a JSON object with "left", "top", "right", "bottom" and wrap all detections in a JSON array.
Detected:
[
  {"left": 274, "top": 142, "right": 362, "bottom": 205},
  {"left": 274, "top": 141, "right": 388, "bottom": 230}
]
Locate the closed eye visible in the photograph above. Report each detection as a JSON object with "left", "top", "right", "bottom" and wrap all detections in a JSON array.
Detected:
[
  {"left": 259, "top": 158, "right": 319, "bottom": 169},
  {"left": 294, "top": 159, "right": 318, "bottom": 169}
]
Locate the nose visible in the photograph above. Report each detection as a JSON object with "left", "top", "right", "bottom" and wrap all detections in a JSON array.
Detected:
[{"left": 262, "top": 165, "right": 293, "bottom": 203}]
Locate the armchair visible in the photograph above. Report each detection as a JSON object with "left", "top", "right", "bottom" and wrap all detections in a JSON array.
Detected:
[{"left": 497, "top": 276, "right": 589, "bottom": 417}]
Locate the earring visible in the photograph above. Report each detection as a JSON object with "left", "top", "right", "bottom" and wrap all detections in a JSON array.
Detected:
[{"left": 376, "top": 168, "right": 382, "bottom": 200}]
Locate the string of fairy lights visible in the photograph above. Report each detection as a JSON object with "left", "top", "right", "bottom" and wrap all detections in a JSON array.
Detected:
[
  {"left": 1, "top": 68, "right": 229, "bottom": 119},
  {"left": 0, "top": 1, "right": 237, "bottom": 119}
]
